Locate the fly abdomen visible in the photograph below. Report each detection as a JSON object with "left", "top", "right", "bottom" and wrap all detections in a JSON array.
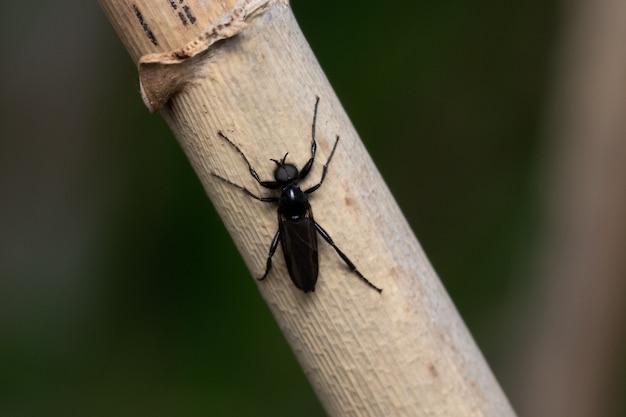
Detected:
[{"left": 279, "top": 207, "right": 318, "bottom": 292}]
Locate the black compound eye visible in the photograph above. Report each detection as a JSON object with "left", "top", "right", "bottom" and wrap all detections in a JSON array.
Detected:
[{"left": 275, "top": 164, "right": 298, "bottom": 183}]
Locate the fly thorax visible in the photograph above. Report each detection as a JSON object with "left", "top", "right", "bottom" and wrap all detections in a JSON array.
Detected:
[{"left": 280, "top": 185, "right": 309, "bottom": 217}]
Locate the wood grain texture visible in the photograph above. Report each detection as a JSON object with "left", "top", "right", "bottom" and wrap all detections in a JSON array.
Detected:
[{"left": 98, "top": 1, "right": 516, "bottom": 415}]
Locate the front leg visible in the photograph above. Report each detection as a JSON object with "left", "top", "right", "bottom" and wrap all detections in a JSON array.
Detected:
[
  {"left": 212, "top": 173, "right": 279, "bottom": 203},
  {"left": 217, "top": 131, "right": 280, "bottom": 190},
  {"left": 304, "top": 135, "right": 340, "bottom": 194},
  {"left": 299, "top": 96, "right": 321, "bottom": 180}
]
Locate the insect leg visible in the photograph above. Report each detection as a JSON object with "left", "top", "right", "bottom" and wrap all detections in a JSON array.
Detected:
[
  {"left": 304, "top": 135, "right": 340, "bottom": 194},
  {"left": 314, "top": 222, "right": 382, "bottom": 293},
  {"left": 299, "top": 96, "right": 320, "bottom": 180},
  {"left": 218, "top": 131, "right": 280, "bottom": 189},
  {"left": 212, "top": 173, "right": 278, "bottom": 203},
  {"left": 258, "top": 229, "right": 281, "bottom": 281}
]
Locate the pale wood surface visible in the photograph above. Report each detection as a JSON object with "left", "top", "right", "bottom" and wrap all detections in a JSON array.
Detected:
[{"left": 98, "top": 1, "right": 516, "bottom": 415}]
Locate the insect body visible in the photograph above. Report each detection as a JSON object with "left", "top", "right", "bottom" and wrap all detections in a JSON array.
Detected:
[{"left": 213, "top": 97, "right": 382, "bottom": 294}]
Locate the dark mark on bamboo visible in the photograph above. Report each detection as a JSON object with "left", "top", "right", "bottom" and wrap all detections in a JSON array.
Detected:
[{"left": 132, "top": 4, "right": 158, "bottom": 45}]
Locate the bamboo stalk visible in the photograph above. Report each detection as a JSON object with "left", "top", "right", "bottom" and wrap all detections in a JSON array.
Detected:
[
  {"left": 98, "top": 1, "right": 516, "bottom": 415},
  {"left": 511, "top": 1, "right": 626, "bottom": 416}
]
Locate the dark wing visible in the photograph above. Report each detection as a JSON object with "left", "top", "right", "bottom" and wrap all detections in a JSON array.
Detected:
[{"left": 278, "top": 207, "right": 319, "bottom": 292}]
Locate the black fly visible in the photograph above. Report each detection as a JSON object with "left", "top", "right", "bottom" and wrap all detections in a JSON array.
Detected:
[{"left": 212, "top": 97, "right": 382, "bottom": 294}]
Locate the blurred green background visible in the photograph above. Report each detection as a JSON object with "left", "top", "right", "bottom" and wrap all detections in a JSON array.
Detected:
[{"left": 0, "top": 0, "right": 599, "bottom": 416}]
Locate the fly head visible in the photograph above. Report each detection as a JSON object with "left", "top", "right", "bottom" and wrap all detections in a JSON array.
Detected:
[{"left": 271, "top": 153, "right": 299, "bottom": 184}]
